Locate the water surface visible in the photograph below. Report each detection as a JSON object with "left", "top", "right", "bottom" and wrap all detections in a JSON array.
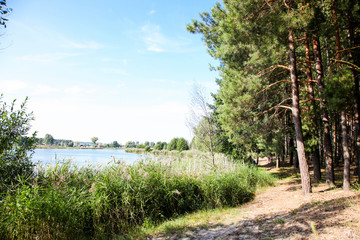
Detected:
[{"left": 33, "top": 148, "right": 143, "bottom": 167}]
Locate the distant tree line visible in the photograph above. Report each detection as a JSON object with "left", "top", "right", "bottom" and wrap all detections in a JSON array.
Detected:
[
  {"left": 38, "top": 134, "right": 123, "bottom": 148},
  {"left": 125, "top": 137, "right": 189, "bottom": 152}
]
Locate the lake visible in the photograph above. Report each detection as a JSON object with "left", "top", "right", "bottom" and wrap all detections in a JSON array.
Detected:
[{"left": 32, "top": 148, "right": 144, "bottom": 167}]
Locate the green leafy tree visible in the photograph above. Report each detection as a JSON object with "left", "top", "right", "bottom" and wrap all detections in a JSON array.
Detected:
[
  {"left": 167, "top": 138, "right": 178, "bottom": 151},
  {"left": 125, "top": 141, "right": 136, "bottom": 148},
  {"left": 112, "top": 141, "right": 120, "bottom": 148},
  {"left": 0, "top": 95, "right": 37, "bottom": 191},
  {"left": 154, "top": 141, "right": 164, "bottom": 150},
  {"left": 91, "top": 137, "right": 98, "bottom": 146},
  {"left": 44, "top": 134, "right": 54, "bottom": 145},
  {"left": 136, "top": 144, "right": 145, "bottom": 149},
  {"left": 176, "top": 137, "right": 189, "bottom": 152},
  {"left": 145, "top": 145, "right": 151, "bottom": 152}
]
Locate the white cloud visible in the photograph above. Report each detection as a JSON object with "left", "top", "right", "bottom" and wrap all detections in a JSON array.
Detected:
[
  {"left": 140, "top": 23, "right": 193, "bottom": 53},
  {"left": 141, "top": 23, "right": 167, "bottom": 52},
  {"left": 60, "top": 40, "right": 104, "bottom": 50},
  {"left": 147, "top": 46, "right": 165, "bottom": 52},
  {"left": 18, "top": 52, "right": 80, "bottom": 64},
  {"left": 14, "top": 22, "right": 104, "bottom": 51},
  {"left": 33, "top": 84, "right": 60, "bottom": 95},
  {"left": 64, "top": 85, "right": 96, "bottom": 95},
  {"left": 100, "top": 67, "right": 129, "bottom": 76},
  {"left": 100, "top": 58, "right": 128, "bottom": 65},
  {"left": 148, "top": 9, "right": 156, "bottom": 15},
  {"left": 0, "top": 80, "right": 28, "bottom": 92},
  {"left": 100, "top": 58, "right": 112, "bottom": 62}
]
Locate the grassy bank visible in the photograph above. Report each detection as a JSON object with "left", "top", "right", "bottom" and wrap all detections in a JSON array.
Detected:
[{"left": 0, "top": 155, "right": 275, "bottom": 239}]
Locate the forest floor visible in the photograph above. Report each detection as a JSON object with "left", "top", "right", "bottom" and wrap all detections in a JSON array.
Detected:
[{"left": 149, "top": 160, "right": 360, "bottom": 240}]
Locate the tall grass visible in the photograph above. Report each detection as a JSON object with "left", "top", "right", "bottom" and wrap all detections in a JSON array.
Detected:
[{"left": 0, "top": 155, "right": 275, "bottom": 239}]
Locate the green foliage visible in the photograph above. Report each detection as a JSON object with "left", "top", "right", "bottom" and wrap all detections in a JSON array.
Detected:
[
  {"left": 176, "top": 137, "right": 189, "bottom": 152},
  {"left": 154, "top": 141, "right": 167, "bottom": 150},
  {"left": 324, "top": 69, "right": 354, "bottom": 111},
  {"left": 0, "top": 95, "right": 37, "bottom": 193},
  {"left": 187, "top": 0, "right": 292, "bottom": 160},
  {"left": 0, "top": 159, "right": 275, "bottom": 239},
  {"left": 125, "top": 141, "right": 137, "bottom": 148},
  {"left": 166, "top": 138, "right": 189, "bottom": 152},
  {"left": 136, "top": 143, "right": 145, "bottom": 149},
  {"left": 145, "top": 145, "right": 151, "bottom": 152},
  {"left": 154, "top": 141, "right": 164, "bottom": 150},
  {"left": 111, "top": 141, "right": 120, "bottom": 148},
  {"left": 43, "top": 133, "right": 54, "bottom": 145},
  {"left": 167, "top": 138, "right": 178, "bottom": 151},
  {"left": 187, "top": 0, "right": 360, "bottom": 164},
  {"left": 91, "top": 137, "right": 98, "bottom": 145},
  {"left": 0, "top": 0, "right": 11, "bottom": 28}
]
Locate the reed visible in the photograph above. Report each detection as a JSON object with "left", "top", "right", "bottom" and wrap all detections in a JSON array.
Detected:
[{"left": 0, "top": 155, "right": 275, "bottom": 239}]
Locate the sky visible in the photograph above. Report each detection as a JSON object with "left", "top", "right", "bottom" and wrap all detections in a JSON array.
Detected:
[{"left": 0, "top": 0, "right": 220, "bottom": 144}]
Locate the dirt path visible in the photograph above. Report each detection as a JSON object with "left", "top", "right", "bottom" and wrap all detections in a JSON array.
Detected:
[{"left": 153, "top": 175, "right": 360, "bottom": 239}]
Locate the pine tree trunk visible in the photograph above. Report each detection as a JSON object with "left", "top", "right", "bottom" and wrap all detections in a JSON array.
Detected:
[
  {"left": 334, "top": 115, "right": 340, "bottom": 166},
  {"left": 289, "top": 136, "right": 294, "bottom": 166},
  {"left": 305, "top": 32, "right": 321, "bottom": 181},
  {"left": 348, "top": 15, "right": 360, "bottom": 182},
  {"left": 312, "top": 150, "right": 321, "bottom": 182},
  {"left": 289, "top": 29, "right": 312, "bottom": 195},
  {"left": 342, "top": 111, "right": 351, "bottom": 190},
  {"left": 295, "top": 152, "right": 299, "bottom": 169},
  {"left": 313, "top": 35, "right": 335, "bottom": 187},
  {"left": 333, "top": 2, "right": 342, "bottom": 168}
]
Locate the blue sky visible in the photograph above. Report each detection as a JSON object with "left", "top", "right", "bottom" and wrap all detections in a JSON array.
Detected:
[{"left": 0, "top": 0, "right": 219, "bottom": 144}]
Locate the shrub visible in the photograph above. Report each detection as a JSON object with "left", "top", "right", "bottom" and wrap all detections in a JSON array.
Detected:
[{"left": 0, "top": 96, "right": 37, "bottom": 193}]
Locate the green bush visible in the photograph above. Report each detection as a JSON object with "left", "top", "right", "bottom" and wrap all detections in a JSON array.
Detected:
[{"left": 0, "top": 96, "right": 37, "bottom": 193}]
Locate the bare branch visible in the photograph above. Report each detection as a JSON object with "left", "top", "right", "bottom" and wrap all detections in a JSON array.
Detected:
[
  {"left": 331, "top": 58, "right": 360, "bottom": 72},
  {"left": 256, "top": 79, "right": 291, "bottom": 95},
  {"left": 258, "top": 65, "right": 290, "bottom": 77},
  {"left": 251, "top": 98, "right": 292, "bottom": 117},
  {"left": 338, "top": 46, "right": 360, "bottom": 53},
  {"left": 299, "top": 98, "right": 320, "bottom": 104}
]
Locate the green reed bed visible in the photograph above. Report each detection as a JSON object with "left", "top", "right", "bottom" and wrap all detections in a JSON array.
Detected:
[{"left": 0, "top": 156, "right": 275, "bottom": 239}]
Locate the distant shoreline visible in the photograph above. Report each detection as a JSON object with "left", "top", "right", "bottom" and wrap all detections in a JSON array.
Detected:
[{"left": 35, "top": 145, "right": 124, "bottom": 150}]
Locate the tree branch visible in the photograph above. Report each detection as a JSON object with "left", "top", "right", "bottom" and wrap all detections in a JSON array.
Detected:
[
  {"left": 331, "top": 59, "right": 360, "bottom": 72},
  {"left": 256, "top": 79, "right": 291, "bottom": 95},
  {"left": 251, "top": 98, "right": 292, "bottom": 117}
]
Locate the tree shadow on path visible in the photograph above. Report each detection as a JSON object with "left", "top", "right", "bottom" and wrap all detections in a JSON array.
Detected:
[
  {"left": 164, "top": 193, "right": 360, "bottom": 239},
  {"left": 225, "top": 195, "right": 359, "bottom": 239}
]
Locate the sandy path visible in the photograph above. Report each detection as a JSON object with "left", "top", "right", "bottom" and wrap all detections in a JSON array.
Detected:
[{"left": 153, "top": 177, "right": 360, "bottom": 240}]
